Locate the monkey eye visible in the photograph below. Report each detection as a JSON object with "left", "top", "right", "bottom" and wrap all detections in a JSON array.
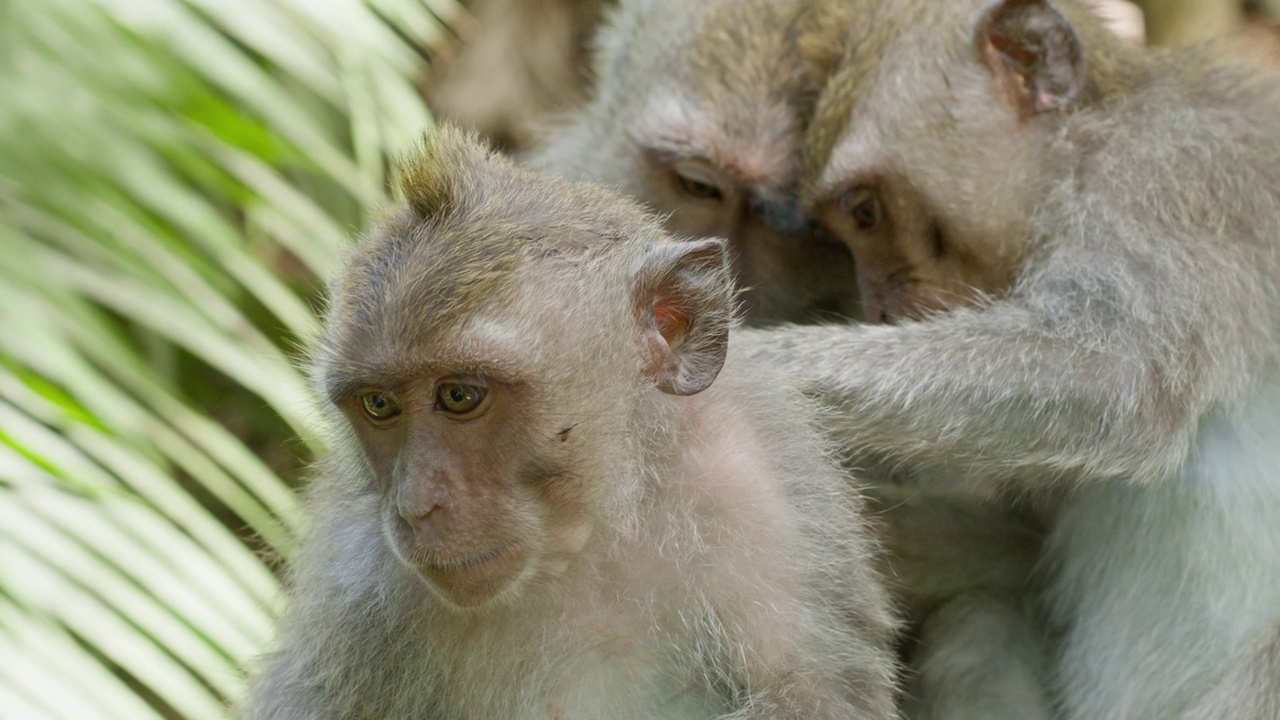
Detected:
[
  {"left": 839, "top": 187, "right": 883, "bottom": 232},
  {"left": 359, "top": 391, "right": 402, "bottom": 424},
  {"left": 671, "top": 160, "right": 725, "bottom": 201},
  {"left": 435, "top": 379, "right": 489, "bottom": 418}
]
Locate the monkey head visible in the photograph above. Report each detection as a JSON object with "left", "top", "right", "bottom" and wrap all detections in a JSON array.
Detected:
[
  {"left": 313, "top": 127, "right": 734, "bottom": 610},
  {"left": 800, "top": 0, "right": 1105, "bottom": 323},
  {"left": 532, "top": 0, "right": 862, "bottom": 325}
]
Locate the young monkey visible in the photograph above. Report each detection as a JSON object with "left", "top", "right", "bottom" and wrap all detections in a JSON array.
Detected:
[
  {"left": 240, "top": 127, "right": 901, "bottom": 719},
  {"left": 741, "top": 0, "right": 1280, "bottom": 718}
]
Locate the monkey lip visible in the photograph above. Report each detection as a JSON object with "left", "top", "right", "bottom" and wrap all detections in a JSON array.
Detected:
[
  {"left": 418, "top": 541, "right": 529, "bottom": 607},
  {"left": 424, "top": 542, "right": 518, "bottom": 572}
]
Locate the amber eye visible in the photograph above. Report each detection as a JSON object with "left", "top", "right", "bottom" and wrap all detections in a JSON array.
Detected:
[
  {"left": 359, "top": 391, "right": 401, "bottom": 424},
  {"left": 436, "top": 380, "right": 489, "bottom": 416},
  {"left": 676, "top": 174, "right": 723, "bottom": 200},
  {"left": 840, "top": 187, "right": 883, "bottom": 232},
  {"left": 672, "top": 161, "right": 724, "bottom": 201}
]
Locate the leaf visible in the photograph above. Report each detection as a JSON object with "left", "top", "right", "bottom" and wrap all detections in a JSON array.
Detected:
[{"left": 0, "top": 0, "right": 449, "bottom": 715}]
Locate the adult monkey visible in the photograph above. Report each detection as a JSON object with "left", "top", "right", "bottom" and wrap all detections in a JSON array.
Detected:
[
  {"left": 530, "top": 0, "right": 862, "bottom": 325},
  {"left": 747, "top": 0, "right": 1280, "bottom": 718},
  {"left": 242, "top": 128, "right": 900, "bottom": 719}
]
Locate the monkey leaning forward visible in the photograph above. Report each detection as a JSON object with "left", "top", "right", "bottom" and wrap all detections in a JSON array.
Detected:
[
  {"left": 738, "top": 1, "right": 1280, "bottom": 718},
  {"left": 531, "top": 0, "right": 863, "bottom": 325},
  {"left": 240, "top": 127, "right": 901, "bottom": 720}
]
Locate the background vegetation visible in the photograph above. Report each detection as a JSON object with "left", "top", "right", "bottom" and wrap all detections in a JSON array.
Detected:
[{"left": 0, "top": 0, "right": 455, "bottom": 716}]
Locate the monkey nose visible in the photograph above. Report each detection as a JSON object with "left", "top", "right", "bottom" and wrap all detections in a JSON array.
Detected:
[
  {"left": 398, "top": 501, "right": 446, "bottom": 546},
  {"left": 401, "top": 504, "right": 448, "bottom": 543}
]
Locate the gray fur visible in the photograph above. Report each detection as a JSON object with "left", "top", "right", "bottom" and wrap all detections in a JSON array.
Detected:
[{"left": 746, "top": 1, "right": 1280, "bottom": 718}]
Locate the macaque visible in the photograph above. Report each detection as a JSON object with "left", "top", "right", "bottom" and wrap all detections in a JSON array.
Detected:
[
  {"left": 531, "top": 0, "right": 862, "bottom": 325},
  {"left": 241, "top": 127, "right": 900, "bottom": 719},
  {"left": 736, "top": 0, "right": 1280, "bottom": 718}
]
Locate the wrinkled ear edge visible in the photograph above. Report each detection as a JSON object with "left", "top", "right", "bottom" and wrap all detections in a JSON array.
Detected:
[
  {"left": 975, "top": 0, "right": 1086, "bottom": 119},
  {"left": 632, "top": 237, "right": 734, "bottom": 396}
]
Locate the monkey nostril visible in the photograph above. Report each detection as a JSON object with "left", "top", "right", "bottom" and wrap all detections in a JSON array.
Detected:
[{"left": 399, "top": 503, "right": 445, "bottom": 546}]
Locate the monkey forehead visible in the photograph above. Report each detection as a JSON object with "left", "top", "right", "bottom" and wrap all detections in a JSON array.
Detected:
[
  {"left": 799, "top": 0, "right": 985, "bottom": 197},
  {"left": 803, "top": 20, "right": 984, "bottom": 203},
  {"left": 323, "top": 230, "right": 643, "bottom": 382},
  {"left": 316, "top": 313, "right": 552, "bottom": 401},
  {"left": 335, "top": 213, "right": 523, "bottom": 327},
  {"left": 810, "top": 123, "right": 890, "bottom": 203},
  {"left": 615, "top": 0, "right": 804, "bottom": 189},
  {"left": 632, "top": 87, "right": 797, "bottom": 192}
]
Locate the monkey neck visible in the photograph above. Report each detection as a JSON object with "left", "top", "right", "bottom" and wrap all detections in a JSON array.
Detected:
[{"left": 633, "top": 389, "right": 713, "bottom": 474}]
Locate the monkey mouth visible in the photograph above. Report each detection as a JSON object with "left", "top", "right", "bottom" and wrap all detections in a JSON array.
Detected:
[
  {"left": 416, "top": 541, "right": 530, "bottom": 608},
  {"left": 422, "top": 541, "right": 520, "bottom": 572}
]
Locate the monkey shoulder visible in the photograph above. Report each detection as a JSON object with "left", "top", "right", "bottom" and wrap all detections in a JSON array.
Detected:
[
  {"left": 1062, "top": 58, "right": 1280, "bottom": 212},
  {"left": 689, "top": 352, "right": 872, "bottom": 541},
  {"left": 1035, "top": 63, "right": 1280, "bottom": 309}
]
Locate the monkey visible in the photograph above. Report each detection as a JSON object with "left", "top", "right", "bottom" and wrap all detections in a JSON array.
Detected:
[
  {"left": 240, "top": 127, "right": 901, "bottom": 720},
  {"left": 870, "top": 492, "right": 1055, "bottom": 720},
  {"left": 529, "top": 0, "right": 863, "bottom": 325},
  {"left": 732, "top": 0, "right": 1280, "bottom": 718}
]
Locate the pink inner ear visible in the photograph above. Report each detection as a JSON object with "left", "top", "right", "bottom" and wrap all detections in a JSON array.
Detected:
[
  {"left": 654, "top": 302, "right": 681, "bottom": 332},
  {"left": 653, "top": 294, "right": 690, "bottom": 344},
  {"left": 989, "top": 31, "right": 1036, "bottom": 70}
]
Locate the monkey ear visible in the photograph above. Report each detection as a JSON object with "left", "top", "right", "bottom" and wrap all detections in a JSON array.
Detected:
[
  {"left": 976, "top": 0, "right": 1085, "bottom": 118},
  {"left": 632, "top": 238, "right": 733, "bottom": 396}
]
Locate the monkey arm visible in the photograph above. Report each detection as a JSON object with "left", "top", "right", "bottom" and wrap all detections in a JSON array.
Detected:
[
  {"left": 736, "top": 297, "right": 1210, "bottom": 487},
  {"left": 1182, "top": 615, "right": 1280, "bottom": 720}
]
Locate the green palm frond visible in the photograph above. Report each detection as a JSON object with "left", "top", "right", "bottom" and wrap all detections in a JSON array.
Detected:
[{"left": 0, "top": 0, "right": 454, "bottom": 715}]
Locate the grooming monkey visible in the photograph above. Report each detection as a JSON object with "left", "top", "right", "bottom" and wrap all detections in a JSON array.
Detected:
[
  {"left": 531, "top": 0, "right": 862, "bottom": 325},
  {"left": 738, "top": 0, "right": 1280, "bottom": 718},
  {"left": 241, "top": 128, "right": 900, "bottom": 719}
]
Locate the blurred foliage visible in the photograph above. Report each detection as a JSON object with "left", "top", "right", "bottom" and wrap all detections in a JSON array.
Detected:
[{"left": 0, "top": 0, "right": 457, "bottom": 716}]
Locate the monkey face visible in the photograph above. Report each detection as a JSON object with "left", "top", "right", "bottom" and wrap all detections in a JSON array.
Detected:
[
  {"left": 813, "top": 176, "right": 1017, "bottom": 324},
  {"left": 797, "top": 0, "right": 1088, "bottom": 325},
  {"left": 335, "top": 359, "right": 555, "bottom": 609},
  {"left": 645, "top": 154, "right": 862, "bottom": 324}
]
